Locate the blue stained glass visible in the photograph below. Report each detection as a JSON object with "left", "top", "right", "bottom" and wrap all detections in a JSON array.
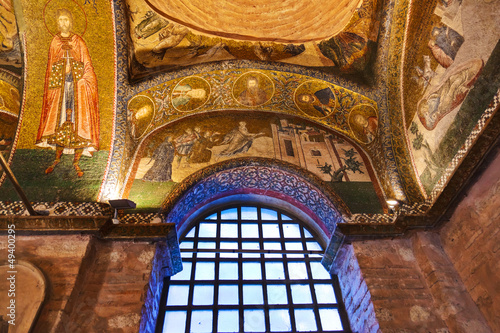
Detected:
[
  {"left": 186, "top": 228, "right": 196, "bottom": 237},
  {"left": 319, "top": 308, "right": 343, "bottom": 331},
  {"left": 219, "top": 262, "right": 238, "bottom": 280},
  {"left": 242, "top": 242, "right": 260, "bottom": 258},
  {"left": 267, "top": 285, "right": 288, "bottom": 304},
  {"left": 163, "top": 311, "right": 186, "bottom": 333},
  {"left": 220, "top": 223, "right": 238, "bottom": 237},
  {"left": 218, "top": 310, "right": 239, "bottom": 332},
  {"left": 243, "top": 285, "right": 264, "bottom": 305},
  {"left": 283, "top": 223, "right": 301, "bottom": 237},
  {"left": 262, "top": 223, "right": 280, "bottom": 237},
  {"left": 198, "top": 241, "right": 216, "bottom": 258},
  {"left": 285, "top": 242, "right": 304, "bottom": 258},
  {"left": 294, "top": 309, "right": 317, "bottom": 332},
  {"left": 190, "top": 310, "right": 213, "bottom": 333},
  {"left": 314, "top": 284, "right": 337, "bottom": 303},
  {"left": 241, "top": 223, "right": 259, "bottom": 237},
  {"left": 269, "top": 309, "right": 292, "bottom": 332},
  {"left": 206, "top": 213, "right": 217, "bottom": 220},
  {"left": 221, "top": 208, "right": 238, "bottom": 220},
  {"left": 265, "top": 262, "right": 285, "bottom": 280},
  {"left": 288, "top": 262, "right": 308, "bottom": 279},
  {"left": 241, "top": 206, "right": 258, "bottom": 220},
  {"left": 166, "top": 285, "right": 190, "bottom": 306},
  {"left": 244, "top": 309, "right": 265, "bottom": 332},
  {"left": 264, "top": 242, "right": 282, "bottom": 258},
  {"left": 310, "top": 262, "right": 331, "bottom": 279},
  {"left": 291, "top": 284, "right": 312, "bottom": 304},
  {"left": 199, "top": 223, "right": 217, "bottom": 237},
  {"left": 261, "top": 208, "right": 278, "bottom": 220},
  {"left": 220, "top": 241, "right": 239, "bottom": 258},
  {"left": 219, "top": 285, "right": 239, "bottom": 305},
  {"left": 195, "top": 262, "right": 215, "bottom": 280},
  {"left": 171, "top": 262, "right": 192, "bottom": 280},
  {"left": 193, "top": 285, "right": 214, "bottom": 305},
  {"left": 243, "top": 262, "right": 262, "bottom": 279}
]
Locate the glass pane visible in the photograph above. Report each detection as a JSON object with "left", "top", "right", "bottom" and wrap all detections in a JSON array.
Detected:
[
  {"left": 206, "top": 213, "right": 217, "bottom": 220},
  {"left": 264, "top": 242, "right": 282, "bottom": 258},
  {"left": 241, "top": 223, "right": 259, "bottom": 238},
  {"left": 163, "top": 311, "right": 186, "bottom": 333},
  {"left": 199, "top": 223, "right": 217, "bottom": 237},
  {"left": 294, "top": 309, "right": 317, "bottom": 332},
  {"left": 303, "top": 228, "right": 314, "bottom": 238},
  {"left": 243, "top": 262, "right": 262, "bottom": 280},
  {"left": 265, "top": 262, "right": 285, "bottom": 280},
  {"left": 281, "top": 213, "right": 292, "bottom": 220},
  {"left": 185, "top": 227, "right": 196, "bottom": 238},
  {"left": 319, "top": 308, "right": 343, "bottom": 331},
  {"left": 219, "top": 262, "right": 239, "bottom": 280},
  {"left": 314, "top": 284, "right": 337, "bottom": 303},
  {"left": 220, "top": 223, "right": 238, "bottom": 237},
  {"left": 244, "top": 309, "right": 265, "bottom": 332},
  {"left": 291, "top": 284, "right": 312, "bottom": 304},
  {"left": 310, "top": 262, "right": 331, "bottom": 279},
  {"left": 220, "top": 241, "right": 239, "bottom": 258},
  {"left": 242, "top": 242, "right": 260, "bottom": 258},
  {"left": 288, "top": 262, "right": 308, "bottom": 280},
  {"left": 193, "top": 285, "right": 214, "bottom": 305},
  {"left": 267, "top": 285, "right": 288, "bottom": 304},
  {"left": 180, "top": 241, "right": 194, "bottom": 258},
  {"left": 218, "top": 310, "right": 239, "bottom": 332},
  {"left": 166, "top": 285, "right": 190, "bottom": 306},
  {"left": 241, "top": 206, "right": 258, "bottom": 220},
  {"left": 243, "top": 285, "right": 264, "bottom": 305},
  {"left": 269, "top": 309, "right": 292, "bottom": 332},
  {"left": 283, "top": 223, "right": 301, "bottom": 238},
  {"left": 171, "top": 262, "right": 192, "bottom": 280},
  {"left": 285, "top": 242, "right": 304, "bottom": 258},
  {"left": 195, "top": 262, "right": 215, "bottom": 280},
  {"left": 219, "top": 285, "right": 239, "bottom": 305},
  {"left": 306, "top": 241, "right": 322, "bottom": 251},
  {"left": 198, "top": 241, "right": 216, "bottom": 258},
  {"left": 262, "top": 223, "right": 280, "bottom": 238},
  {"left": 261, "top": 208, "right": 278, "bottom": 220},
  {"left": 190, "top": 310, "right": 213, "bottom": 333},
  {"left": 221, "top": 208, "right": 238, "bottom": 220}
]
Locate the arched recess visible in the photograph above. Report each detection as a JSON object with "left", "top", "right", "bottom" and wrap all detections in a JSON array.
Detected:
[{"left": 139, "top": 160, "right": 380, "bottom": 332}]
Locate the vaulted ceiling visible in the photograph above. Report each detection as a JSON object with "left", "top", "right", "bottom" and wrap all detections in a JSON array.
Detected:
[{"left": 0, "top": 0, "right": 498, "bottom": 237}]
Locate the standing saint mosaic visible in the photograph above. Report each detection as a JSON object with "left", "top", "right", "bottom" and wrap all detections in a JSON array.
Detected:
[{"left": 36, "top": 6, "right": 99, "bottom": 177}]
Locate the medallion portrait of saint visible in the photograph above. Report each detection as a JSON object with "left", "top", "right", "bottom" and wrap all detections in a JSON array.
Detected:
[
  {"left": 294, "top": 81, "right": 337, "bottom": 119},
  {"left": 171, "top": 76, "right": 210, "bottom": 112},
  {"left": 36, "top": 7, "right": 99, "bottom": 177},
  {"left": 233, "top": 72, "right": 274, "bottom": 107},
  {"left": 348, "top": 104, "right": 378, "bottom": 144}
]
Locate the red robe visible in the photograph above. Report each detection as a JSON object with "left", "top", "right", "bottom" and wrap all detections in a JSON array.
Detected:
[{"left": 36, "top": 33, "right": 99, "bottom": 154}]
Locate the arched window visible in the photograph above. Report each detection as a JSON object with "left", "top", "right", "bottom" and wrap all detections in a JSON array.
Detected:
[{"left": 157, "top": 205, "right": 350, "bottom": 332}]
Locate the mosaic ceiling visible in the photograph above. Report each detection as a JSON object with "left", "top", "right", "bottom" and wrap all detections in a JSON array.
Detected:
[{"left": 0, "top": 0, "right": 498, "bottom": 237}]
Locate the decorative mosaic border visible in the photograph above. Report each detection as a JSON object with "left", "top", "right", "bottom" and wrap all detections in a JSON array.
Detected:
[
  {"left": 164, "top": 162, "right": 346, "bottom": 234},
  {"left": 0, "top": 201, "right": 160, "bottom": 224},
  {"left": 428, "top": 89, "right": 500, "bottom": 204}
]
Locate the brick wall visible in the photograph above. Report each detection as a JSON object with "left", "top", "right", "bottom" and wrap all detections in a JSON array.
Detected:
[
  {"left": 440, "top": 150, "right": 500, "bottom": 331},
  {"left": 1, "top": 235, "right": 92, "bottom": 332}
]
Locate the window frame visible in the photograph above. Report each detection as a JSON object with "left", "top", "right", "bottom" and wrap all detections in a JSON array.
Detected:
[{"left": 156, "top": 204, "right": 351, "bottom": 333}]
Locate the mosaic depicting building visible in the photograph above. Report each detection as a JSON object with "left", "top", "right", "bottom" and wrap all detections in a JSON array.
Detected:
[{"left": 0, "top": 0, "right": 499, "bottom": 332}]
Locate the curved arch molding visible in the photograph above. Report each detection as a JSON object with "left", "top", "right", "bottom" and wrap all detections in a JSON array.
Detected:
[{"left": 162, "top": 159, "right": 348, "bottom": 237}]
